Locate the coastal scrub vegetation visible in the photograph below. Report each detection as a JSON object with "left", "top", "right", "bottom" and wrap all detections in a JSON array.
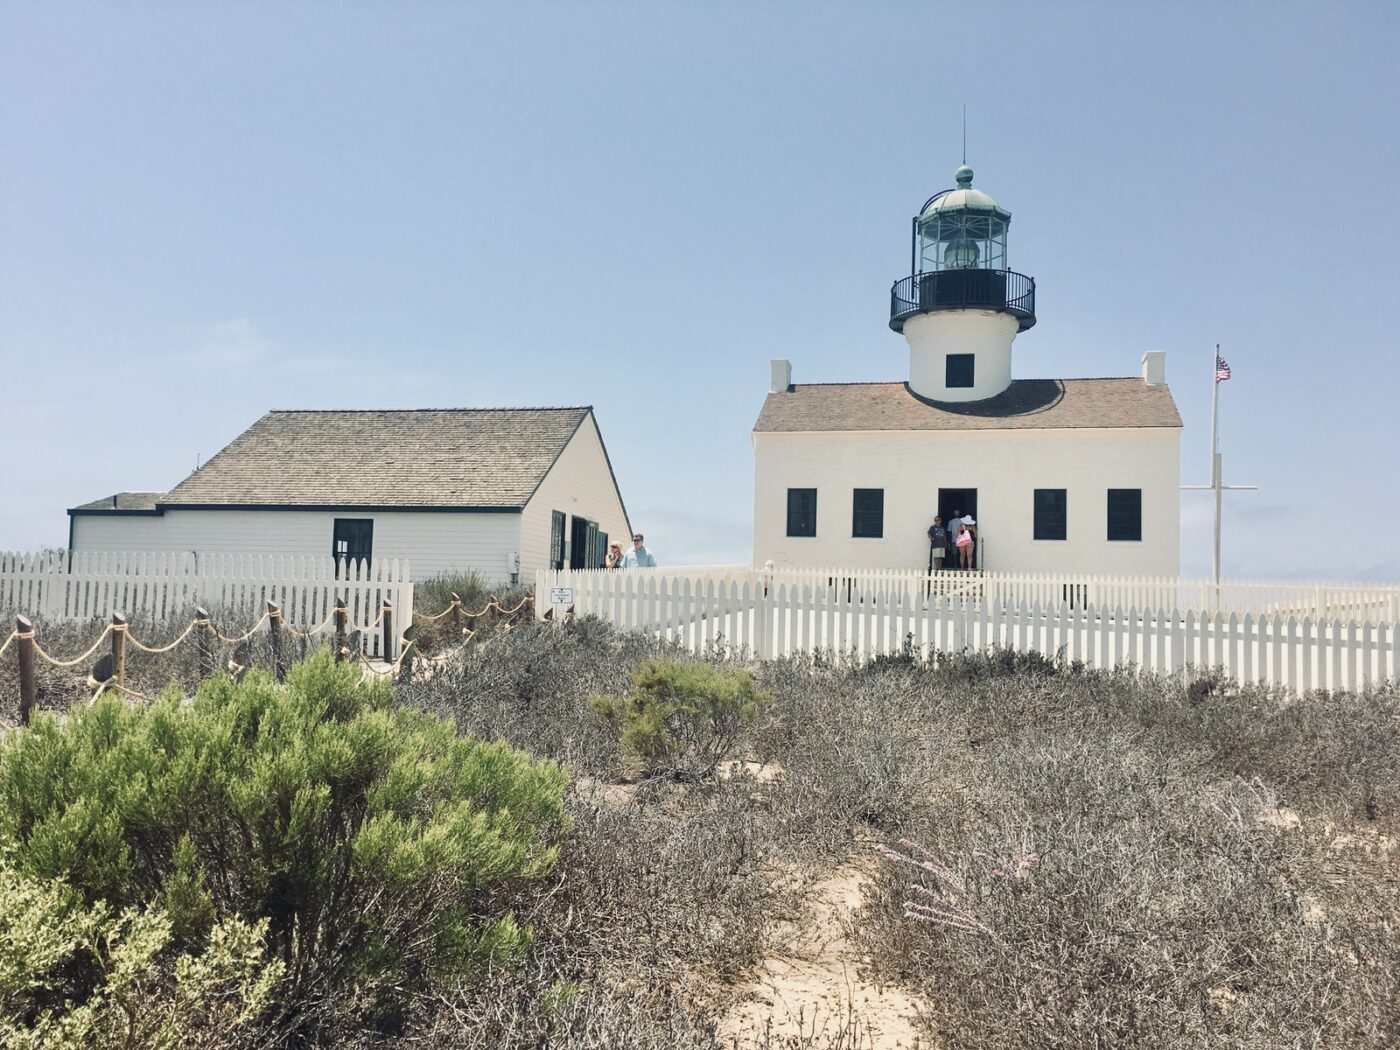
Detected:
[{"left": 0, "top": 618, "right": 1396, "bottom": 1047}]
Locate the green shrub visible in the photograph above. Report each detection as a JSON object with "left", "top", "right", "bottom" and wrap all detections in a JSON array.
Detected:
[
  {"left": 590, "top": 658, "right": 767, "bottom": 779},
  {"left": 0, "top": 860, "right": 281, "bottom": 1049},
  {"left": 0, "top": 648, "right": 569, "bottom": 1037}
]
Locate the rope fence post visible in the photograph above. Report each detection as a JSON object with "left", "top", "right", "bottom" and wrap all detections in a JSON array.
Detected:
[
  {"left": 381, "top": 600, "right": 394, "bottom": 663},
  {"left": 195, "top": 608, "right": 215, "bottom": 682},
  {"left": 268, "top": 602, "right": 286, "bottom": 682},
  {"left": 334, "top": 599, "right": 348, "bottom": 663},
  {"left": 450, "top": 593, "right": 462, "bottom": 636},
  {"left": 16, "top": 616, "right": 36, "bottom": 726},
  {"left": 397, "top": 625, "right": 417, "bottom": 686},
  {"left": 111, "top": 613, "right": 127, "bottom": 692}
]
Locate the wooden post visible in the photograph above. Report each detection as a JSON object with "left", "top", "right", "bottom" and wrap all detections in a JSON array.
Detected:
[
  {"left": 450, "top": 592, "right": 462, "bottom": 636},
  {"left": 381, "top": 600, "right": 394, "bottom": 663},
  {"left": 397, "top": 625, "right": 417, "bottom": 685},
  {"left": 195, "top": 607, "right": 215, "bottom": 681},
  {"left": 111, "top": 612, "right": 127, "bottom": 692},
  {"left": 268, "top": 601, "right": 286, "bottom": 682},
  {"left": 333, "top": 599, "right": 348, "bottom": 663},
  {"left": 16, "top": 615, "right": 36, "bottom": 726}
]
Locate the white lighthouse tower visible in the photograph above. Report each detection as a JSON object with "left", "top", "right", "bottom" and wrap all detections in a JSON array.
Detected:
[{"left": 890, "top": 164, "right": 1036, "bottom": 402}]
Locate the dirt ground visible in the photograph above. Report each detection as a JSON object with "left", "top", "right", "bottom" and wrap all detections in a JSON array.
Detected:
[{"left": 719, "top": 858, "right": 928, "bottom": 1048}]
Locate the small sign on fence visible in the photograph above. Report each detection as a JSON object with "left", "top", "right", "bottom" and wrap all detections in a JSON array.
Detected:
[{"left": 550, "top": 587, "right": 574, "bottom": 605}]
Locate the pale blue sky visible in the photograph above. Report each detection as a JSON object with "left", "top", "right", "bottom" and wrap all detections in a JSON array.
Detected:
[{"left": 2, "top": 2, "right": 1398, "bottom": 579}]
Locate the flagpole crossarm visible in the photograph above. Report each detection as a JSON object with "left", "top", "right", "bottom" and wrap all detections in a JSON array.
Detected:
[{"left": 1181, "top": 484, "right": 1260, "bottom": 490}]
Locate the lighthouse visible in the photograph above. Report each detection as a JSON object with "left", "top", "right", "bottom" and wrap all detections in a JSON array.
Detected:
[
  {"left": 891, "top": 165, "right": 1036, "bottom": 402},
  {"left": 751, "top": 160, "right": 1181, "bottom": 577}
]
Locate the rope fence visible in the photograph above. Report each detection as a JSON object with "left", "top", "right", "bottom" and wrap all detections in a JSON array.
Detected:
[{"left": 3, "top": 592, "right": 535, "bottom": 726}]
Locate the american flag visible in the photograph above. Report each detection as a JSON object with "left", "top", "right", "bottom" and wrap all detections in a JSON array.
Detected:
[{"left": 1215, "top": 354, "right": 1232, "bottom": 382}]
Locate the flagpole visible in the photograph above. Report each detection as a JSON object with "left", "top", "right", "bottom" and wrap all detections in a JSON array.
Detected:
[{"left": 1210, "top": 343, "right": 1222, "bottom": 588}]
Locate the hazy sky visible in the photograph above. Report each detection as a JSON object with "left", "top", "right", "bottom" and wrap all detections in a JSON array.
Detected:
[{"left": 2, "top": 2, "right": 1397, "bottom": 579}]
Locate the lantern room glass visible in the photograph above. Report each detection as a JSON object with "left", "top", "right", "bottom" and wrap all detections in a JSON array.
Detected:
[{"left": 916, "top": 210, "right": 1008, "bottom": 274}]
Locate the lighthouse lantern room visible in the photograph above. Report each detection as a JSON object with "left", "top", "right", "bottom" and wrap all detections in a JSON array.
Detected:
[{"left": 891, "top": 165, "right": 1036, "bottom": 403}]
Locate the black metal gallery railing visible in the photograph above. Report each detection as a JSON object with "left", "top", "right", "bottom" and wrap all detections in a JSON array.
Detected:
[{"left": 889, "top": 269, "right": 1036, "bottom": 332}]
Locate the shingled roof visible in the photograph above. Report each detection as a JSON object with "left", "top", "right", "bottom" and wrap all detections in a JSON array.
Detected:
[
  {"left": 70, "top": 492, "right": 163, "bottom": 513},
  {"left": 150, "top": 407, "right": 594, "bottom": 509},
  {"left": 753, "top": 379, "right": 1182, "bottom": 433}
]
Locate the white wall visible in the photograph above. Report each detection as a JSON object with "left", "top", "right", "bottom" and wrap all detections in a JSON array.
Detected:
[
  {"left": 753, "top": 427, "right": 1180, "bottom": 575},
  {"left": 904, "top": 310, "right": 1019, "bottom": 402},
  {"left": 520, "top": 414, "right": 631, "bottom": 577},
  {"left": 70, "top": 509, "right": 523, "bottom": 583}
]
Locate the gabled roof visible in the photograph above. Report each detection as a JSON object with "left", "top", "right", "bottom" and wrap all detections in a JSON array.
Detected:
[
  {"left": 753, "top": 379, "right": 1182, "bottom": 433},
  {"left": 148, "top": 407, "right": 593, "bottom": 510}
]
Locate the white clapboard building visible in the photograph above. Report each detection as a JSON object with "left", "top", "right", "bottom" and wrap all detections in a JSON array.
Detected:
[
  {"left": 69, "top": 407, "right": 630, "bottom": 585},
  {"left": 753, "top": 164, "right": 1182, "bottom": 575}
]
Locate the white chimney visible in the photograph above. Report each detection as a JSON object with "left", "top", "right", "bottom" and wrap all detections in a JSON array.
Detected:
[
  {"left": 1141, "top": 351, "right": 1167, "bottom": 386},
  {"left": 770, "top": 359, "right": 792, "bottom": 393}
]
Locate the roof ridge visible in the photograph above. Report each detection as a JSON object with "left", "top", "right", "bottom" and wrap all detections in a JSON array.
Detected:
[
  {"left": 265, "top": 406, "right": 593, "bottom": 414},
  {"left": 791, "top": 377, "right": 1142, "bottom": 388}
]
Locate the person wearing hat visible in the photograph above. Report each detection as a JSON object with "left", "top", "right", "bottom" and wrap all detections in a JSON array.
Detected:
[
  {"left": 621, "top": 533, "right": 657, "bottom": 568},
  {"left": 604, "top": 542, "right": 625, "bottom": 569},
  {"left": 955, "top": 515, "right": 977, "bottom": 570}
]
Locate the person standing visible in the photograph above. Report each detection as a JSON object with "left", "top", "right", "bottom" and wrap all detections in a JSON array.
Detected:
[
  {"left": 604, "top": 543, "right": 624, "bottom": 569},
  {"left": 956, "top": 515, "right": 977, "bottom": 570},
  {"left": 927, "top": 516, "right": 949, "bottom": 572},
  {"left": 945, "top": 509, "right": 964, "bottom": 569},
  {"left": 622, "top": 533, "right": 657, "bottom": 568}
]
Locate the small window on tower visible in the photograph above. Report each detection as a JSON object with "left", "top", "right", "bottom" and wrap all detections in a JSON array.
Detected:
[{"left": 946, "top": 353, "right": 975, "bottom": 388}]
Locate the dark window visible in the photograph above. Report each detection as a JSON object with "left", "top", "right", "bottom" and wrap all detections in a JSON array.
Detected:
[
  {"left": 786, "top": 488, "right": 817, "bottom": 537},
  {"left": 332, "top": 518, "right": 373, "bottom": 573},
  {"left": 946, "top": 353, "right": 975, "bottom": 388},
  {"left": 597, "top": 531, "right": 608, "bottom": 568},
  {"left": 1033, "top": 489, "right": 1067, "bottom": 541},
  {"left": 569, "top": 515, "right": 594, "bottom": 569},
  {"left": 852, "top": 488, "right": 884, "bottom": 538},
  {"left": 550, "top": 511, "right": 566, "bottom": 570},
  {"left": 1107, "top": 489, "right": 1142, "bottom": 541}
]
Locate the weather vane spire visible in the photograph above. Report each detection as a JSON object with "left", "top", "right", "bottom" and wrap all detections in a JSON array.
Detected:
[{"left": 962, "top": 103, "right": 967, "bottom": 164}]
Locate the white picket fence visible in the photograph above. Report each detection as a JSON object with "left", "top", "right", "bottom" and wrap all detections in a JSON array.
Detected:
[
  {"left": 0, "top": 551, "right": 414, "bottom": 659},
  {"left": 546, "top": 564, "right": 1400, "bottom": 624},
  {"left": 537, "top": 567, "right": 1400, "bottom": 694}
]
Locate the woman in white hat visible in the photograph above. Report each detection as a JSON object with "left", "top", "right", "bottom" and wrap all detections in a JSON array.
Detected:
[{"left": 956, "top": 515, "right": 977, "bottom": 570}]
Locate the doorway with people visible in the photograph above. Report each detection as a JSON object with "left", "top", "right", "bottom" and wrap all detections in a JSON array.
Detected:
[{"left": 937, "top": 488, "right": 979, "bottom": 571}]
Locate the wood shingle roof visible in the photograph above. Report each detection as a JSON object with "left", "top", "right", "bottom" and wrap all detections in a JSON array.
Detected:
[
  {"left": 753, "top": 379, "right": 1182, "bottom": 433},
  {"left": 153, "top": 407, "right": 593, "bottom": 509}
]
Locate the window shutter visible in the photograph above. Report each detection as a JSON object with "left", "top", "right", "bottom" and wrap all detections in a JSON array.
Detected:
[{"left": 550, "top": 511, "right": 566, "bottom": 570}]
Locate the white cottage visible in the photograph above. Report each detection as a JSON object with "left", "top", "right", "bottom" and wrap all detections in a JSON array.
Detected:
[
  {"left": 753, "top": 165, "right": 1182, "bottom": 575},
  {"left": 68, "top": 407, "right": 630, "bottom": 585}
]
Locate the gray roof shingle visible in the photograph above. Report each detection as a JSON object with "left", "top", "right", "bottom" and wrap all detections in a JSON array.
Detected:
[
  {"left": 156, "top": 408, "right": 592, "bottom": 509},
  {"left": 71, "top": 492, "right": 164, "bottom": 513},
  {"left": 753, "top": 379, "right": 1182, "bottom": 433}
]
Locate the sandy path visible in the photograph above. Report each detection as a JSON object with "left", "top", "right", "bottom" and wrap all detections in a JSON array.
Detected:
[{"left": 720, "top": 862, "right": 928, "bottom": 1048}]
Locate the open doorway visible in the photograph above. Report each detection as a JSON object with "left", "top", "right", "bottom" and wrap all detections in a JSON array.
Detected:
[{"left": 937, "top": 488, "right": 979, "bottom": 570}]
